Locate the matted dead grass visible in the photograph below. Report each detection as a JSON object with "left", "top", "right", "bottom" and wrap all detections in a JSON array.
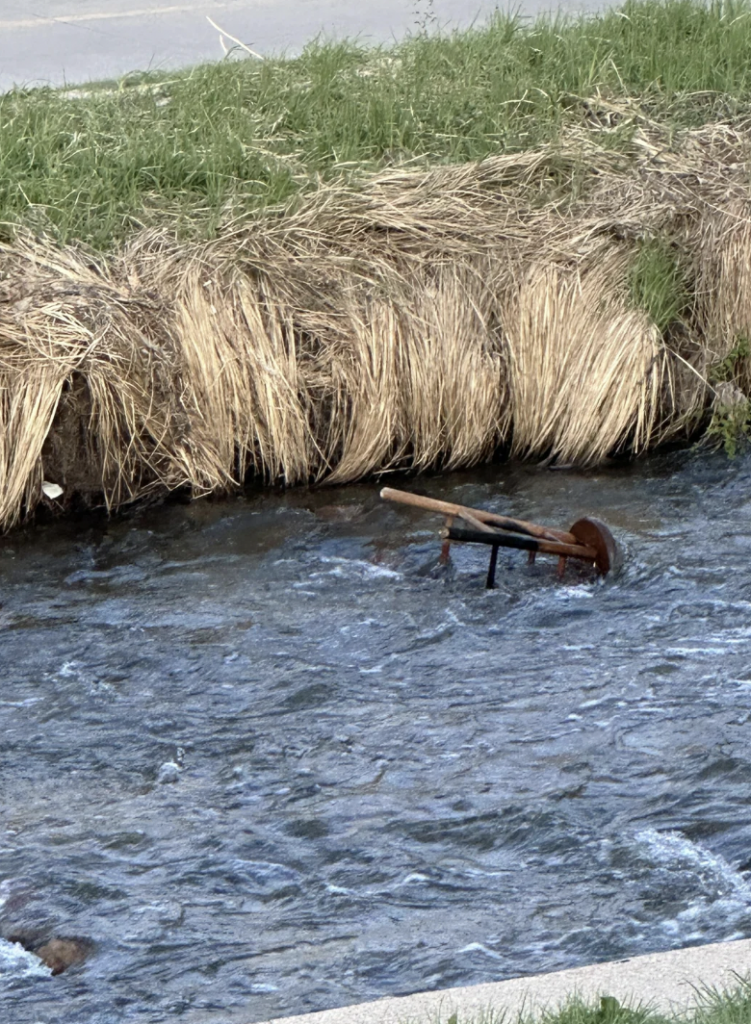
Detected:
[{"left": 2, "top": 114, "right": 751, "bottom": 528}]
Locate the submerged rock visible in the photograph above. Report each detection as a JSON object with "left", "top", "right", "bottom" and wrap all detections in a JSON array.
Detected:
[
  {"left": 34, "top": 937, "right": 92, "bottom": 975},
  {"left": 6, "top": 933, "right": 93, "bottom": 976}
]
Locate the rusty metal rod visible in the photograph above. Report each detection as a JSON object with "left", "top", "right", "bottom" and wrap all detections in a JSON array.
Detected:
[
  {"left": 442, "top": 525, "right": 597, "bottom": 562},
  {"left": 380, "top": 487, "right": 576, "bottom": 544}
]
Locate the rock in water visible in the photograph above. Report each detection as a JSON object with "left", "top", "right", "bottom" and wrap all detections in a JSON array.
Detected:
[{"left": 33, "top": 937, "right": 92, "bottom": 975}]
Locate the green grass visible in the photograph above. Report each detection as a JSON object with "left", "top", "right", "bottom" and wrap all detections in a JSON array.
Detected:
[
  {"left": 629, "top": 237, "right": 692, "bottom": 334},
  {"left": 706, "top": 336, "right": 751, "bottom": 454},
  {"left": 416, "top": 984, "right": 751, "bottom": 1024},
  {"left": 4, "top": 0, "right": 751, "bottom": 248}
]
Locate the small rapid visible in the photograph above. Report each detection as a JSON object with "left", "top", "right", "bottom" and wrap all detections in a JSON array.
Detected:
[{"left": 2, "top": 450, "right": 751, "bottom": 1023}]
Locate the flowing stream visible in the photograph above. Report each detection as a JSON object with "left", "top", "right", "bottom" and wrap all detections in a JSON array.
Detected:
[{"left": 2, "top": 450, "right": 751, "bottom": 1023}]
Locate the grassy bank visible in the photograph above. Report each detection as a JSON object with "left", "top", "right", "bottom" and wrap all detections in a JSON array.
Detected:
[
  {"left": 3, "top": 0, "right": 751, "bottom": 248},
  {"left": 3, "top": 2, "right": 751, "bottom": 527},
  {"left": 426, "top": 984, "right": 751, "bottom": 1024}
]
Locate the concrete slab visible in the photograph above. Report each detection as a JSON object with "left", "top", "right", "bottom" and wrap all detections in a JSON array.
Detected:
[{"left": 257, "top": 939, "right": 751, "bottom": 1024}]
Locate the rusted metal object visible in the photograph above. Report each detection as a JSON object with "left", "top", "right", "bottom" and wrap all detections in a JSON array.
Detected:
[
  {"left": 379, "top": 488, "right": 575, "bottom": 543},
  {"left": 442, "top": 524, "right": 598, "bottom": 561},
  {"left": 568, "top": 516, "right": 620, "bottom": 575},
  {"left": 380, "top": 487, "right": 620, "bottom": 587}
]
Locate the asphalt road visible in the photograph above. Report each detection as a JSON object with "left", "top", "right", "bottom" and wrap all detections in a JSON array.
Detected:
[{"left": 0, "top": 0, "right": 599, "bottom": 92}]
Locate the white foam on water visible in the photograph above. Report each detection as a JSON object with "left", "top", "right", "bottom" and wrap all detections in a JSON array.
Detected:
[
  {"left": 315, "top": 556, "right": 402, "bottom": 580},
  {"left": 633, "top": 828, "right": 751, "bottom": 941},
  {"left": 634, "top": 828, "right": 751, "bottom": 897},
  {"left": 325, "top": 884, "right": 355, "bottom": 896},
  {"left": 396, "top": 872, "right": 430, "bottom": 886},
  {"left": 235, "top": 860, "right": 302, "bottom": 886},
  {"left": 0, "top": 939, "right": 50, "bottom": 980},
  {"left": 458, "top": 942, "right": 504, "bottom": 960},
  {"left": 415, "top": 623, "right": 453, "bottom": 643},
  {"left": 556, "top": 587, "right": 595, "bottom": 601}
]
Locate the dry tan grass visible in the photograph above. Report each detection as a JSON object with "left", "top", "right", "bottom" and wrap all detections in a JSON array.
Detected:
[
  {"left": 694, "top": 197, "right": 751, "bottom": 389},
  {"left": 503, "top": 249, "right": 666, "bottom": 464},
  {"left": 2, "top": 117, "right": 751, "bottom": 528}
]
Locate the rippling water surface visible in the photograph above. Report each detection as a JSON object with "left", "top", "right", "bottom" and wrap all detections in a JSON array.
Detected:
[{"left": 2, "top": 451, "right": 751, "bottom": 1023}]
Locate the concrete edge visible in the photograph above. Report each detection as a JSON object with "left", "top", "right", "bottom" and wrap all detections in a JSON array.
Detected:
[{"left": 257, "top": 938, "right": 751, "bottom": 1024}]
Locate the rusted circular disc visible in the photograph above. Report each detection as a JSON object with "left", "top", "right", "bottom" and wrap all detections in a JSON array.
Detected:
[{"left": 569, "top": 517, "right": 621, "bottom": 575}]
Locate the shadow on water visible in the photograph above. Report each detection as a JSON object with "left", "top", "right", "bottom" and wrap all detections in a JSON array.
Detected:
[{"left": 2, "top": 449, "right": 751, "bottom": 1022}]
